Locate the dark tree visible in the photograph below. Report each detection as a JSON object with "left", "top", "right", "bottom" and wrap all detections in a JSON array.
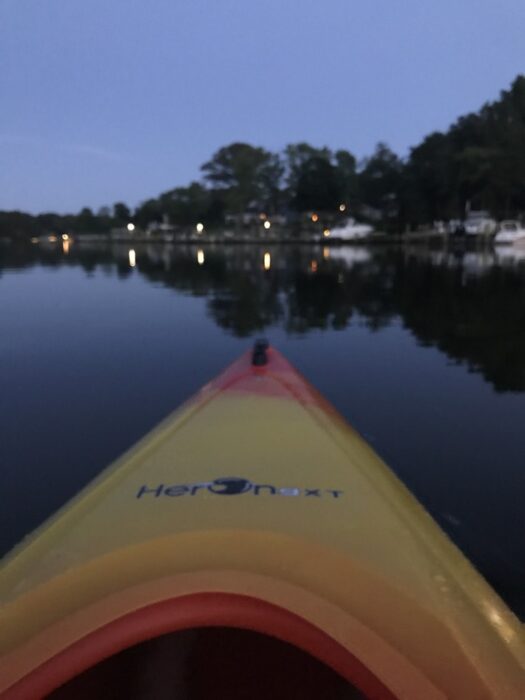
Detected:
[
  {"left": 283, "top": 143, "right": 332, "bottom": 202},
  {"left": 334, "top": 149, "right": 358, "bottom": 208},
  {"left": 159, "top": 182, "right": 225, "bottom": 227},
  {"left": 201, "top": 143, "right": 276, "bottom": 213},
  {"left": 134, "top": 198, "right": 163, "bottom": 228},
  {"left": 358, "top": 143, "right": 404, "bottom": 228},
  {"left": 113, "top": 202, "right": 131, "bottom": 224},
  {"left": 293, "top": 157, "right": 344, "bottom": 212}
]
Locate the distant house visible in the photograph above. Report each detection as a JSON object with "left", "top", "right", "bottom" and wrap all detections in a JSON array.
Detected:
[
  {"left": 146, "top": 214, "right": 177, "bottom": 236},
  {"left": 225, "top": 207, "right": 288, "bottom": 227},
  {"left": 225, "top": 212, "right": 259, "bottom": 226}
]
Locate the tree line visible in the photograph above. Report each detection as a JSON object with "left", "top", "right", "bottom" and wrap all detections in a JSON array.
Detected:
[{"left": 1, "top": 75, "right": 524, "bottom": 240}]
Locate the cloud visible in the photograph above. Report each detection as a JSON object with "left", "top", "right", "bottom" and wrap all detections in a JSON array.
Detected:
[{"left": 0, "top": 134, "right": 130, "bottom": 162}]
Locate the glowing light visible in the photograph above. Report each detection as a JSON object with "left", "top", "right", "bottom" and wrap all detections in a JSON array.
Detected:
[
  {"left": 263, "top": 220, "right": 271, "bottom": 230},
  {"left": 62, "top": 233, "right": 69, "bottom": 241},
  {"left": 128, "top": 249, "right": 136, "bottom": 267},
  {"left": 323, "top": 228, "right": 331, "bottom": 238},
  {"left": 196, "top": 222, "right": 204, "bottom": 234},
  {"left": 62, "top": 240, "right": 70, "bottom": 254},
  {"left": 339, "top": 203, "right": 346, "bottom": 212},
  {"left": 311, "top": 213, "right": 319, "bottom": 223},
  {"left": 48, "top": 235, "right": 57, "bottom": 243},
  {"left": 263, "top": 252, "right": 271, "bottom": 270},
  {"left": 31, "top": 237, "right": 39, "bottom": 244},
  {"left": 197, "top": 249, "right": 205, "bottom": 265},
  {"left": 127, "top": 223, "right": 135, "bottom": 232},
  {"left": 310, "top": 260, "right": 318, "bottom": 272},
  {"left": 259, "top": 212, "right": 267, "bottom": 220},
  {"left": 323, "top": 247, "right": 330, "bottom": 260}
]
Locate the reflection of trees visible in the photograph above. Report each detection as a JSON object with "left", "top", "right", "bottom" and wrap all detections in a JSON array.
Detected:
[
  {"left": 287, "top": 270, "right": 353, "bottom": 332},
  {"left": 0, "top": 242, "right": 112, "bottom": 273},
  {"left": 396, "top": 251, "right": 525, "bottom": 391},
  {"left": 2, "top": 242, "right": 525, "bottom": 391},
  {"left": 209, "top": 280, "right": 283, "bottom": 337}
]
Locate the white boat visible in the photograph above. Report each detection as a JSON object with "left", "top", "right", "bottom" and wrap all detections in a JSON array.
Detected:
[
  {"left": 464, "top": 211, "right": 497, "bottom": 237},
  {"left": 493, "top": 220, "right": 525, "bottom": 245},
  {"left": 328, "top": 218, "right": 373, "bottom": 241}
]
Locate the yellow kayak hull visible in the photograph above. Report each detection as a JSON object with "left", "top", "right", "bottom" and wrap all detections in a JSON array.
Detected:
[{"left": 1, "top": 346, "right": 524, "bottom": 698}]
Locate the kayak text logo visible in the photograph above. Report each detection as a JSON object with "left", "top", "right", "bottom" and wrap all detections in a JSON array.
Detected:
[{"left": 136, "top": 477, "right": 343, "bottom": 500}]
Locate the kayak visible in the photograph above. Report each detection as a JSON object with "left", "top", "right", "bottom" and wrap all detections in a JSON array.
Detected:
[{"left": 1, "top": 342, "right": 524, "bottom": 699}]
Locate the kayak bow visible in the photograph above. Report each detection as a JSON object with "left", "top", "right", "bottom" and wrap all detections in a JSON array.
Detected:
[{"left": 1, "top": 343, "right": 524, "bottom": 698}]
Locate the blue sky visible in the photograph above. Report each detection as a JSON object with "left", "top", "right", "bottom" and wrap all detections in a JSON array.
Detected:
[{"left": 1, "top": 0, "right": 524, "bottom": 213}]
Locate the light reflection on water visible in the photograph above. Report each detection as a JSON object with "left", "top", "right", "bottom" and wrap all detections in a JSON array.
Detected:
[{"left": 1, "top": 241, "right": 524, "bottom": 618}]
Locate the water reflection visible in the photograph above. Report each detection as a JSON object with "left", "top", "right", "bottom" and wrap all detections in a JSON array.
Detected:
[
  {"left": 2, "top": 241, "right": 525, "bottom": 392},
  {"left": 1, "top": 239, "right": 525, "bottom": 618}
]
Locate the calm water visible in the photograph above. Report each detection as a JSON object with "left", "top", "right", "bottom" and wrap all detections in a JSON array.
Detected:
[{"left": 1, "top": 240, "right": 525, "bottom": 618}]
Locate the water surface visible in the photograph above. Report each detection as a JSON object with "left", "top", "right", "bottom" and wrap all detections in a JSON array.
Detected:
[{"left": 1, "top": 240, "right": 524, "bottom": 617}]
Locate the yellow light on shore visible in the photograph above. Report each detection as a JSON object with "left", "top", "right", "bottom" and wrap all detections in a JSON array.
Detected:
[
  {"left": 311, "top": 213, "right": 319, "bottom": 223},
  {"left": 128, "top": 249, "right": 136, "bottom": 268},
  {"left": 196, "top": 222, "right": 204, "bottom": 234},
  {"left": 323, "top": 247, "right": 330, "bottom": 260},
  {"left": 48, "top": 235, "right": 57, "bottom": 243},
  {"left": 31, "top": 237, "right": 39, "bottom": 244},
  {"left": 62, "top": 233, "right": 69, "bottom": 241},
  {"left": 263, "top": 252, "right": 271, "bottom": 270},
  {"left": 263, "top": 220, "right": 271, "bottom": 230},
  {"left": 339, "top": 203, "right": 346, "bottom": 212},
  {"left": 259, "top": 212, "right": 267, "bottom": 220},
  {"left": 310, "top": 260, "right": 318, "bottom": 272},
  {"left": 323, "top": 228, "right": 331, "bottom": 238},
  {"left": 197, "top": 249, "right": 205, "bottom": 265},
  {"left": 127, "top": 223, "right": 135, "bottom": 232}
]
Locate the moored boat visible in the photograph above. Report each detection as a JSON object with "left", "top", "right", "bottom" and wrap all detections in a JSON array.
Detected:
[
  {"left": 464, "top": 211, "right": 498, "bottom": 237},
  {"left": 494, "top": 220, "right": 525, "bottom": 246},
  {"left": 327, "top": 218, "right": 374, "bottom": 241}
]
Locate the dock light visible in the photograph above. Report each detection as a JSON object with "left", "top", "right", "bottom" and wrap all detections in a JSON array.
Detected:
[
  {"left": 62, "top": 234, "right": 69, "bottom": 241},
  {"left": 339, "top": 204, "right": 346, "bottom": 212},
  {"left": 323, "top": 228, "right": 331, "bottom": 238},
  {"left": 128, "top": 249, "right": 136, "bottom": 268},
  {"left": 311, "top": 213, "right": 319, "bottom": 223},
  {"left": 263, "top": 220, "right": 271, "bottom": 230},
  {"left": 263, "top": 252, "right": 271, "bottom": 270},
  {"left": 197, "top": 249, "right": 205, "bottom": 265},
  {"left": 127, "top": 223, "right": 135, "bottom": 232},
  {"left": 196, "top": 222, "right": 204, "bottom": 234}
]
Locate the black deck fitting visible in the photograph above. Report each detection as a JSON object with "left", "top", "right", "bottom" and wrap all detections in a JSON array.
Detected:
[{"left": 252, "top": 338, "right": 269, "bottom": 366}]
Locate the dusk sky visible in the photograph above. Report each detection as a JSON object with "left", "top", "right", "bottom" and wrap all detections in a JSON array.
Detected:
[{"left": 2, "top": 0, "right": 524, "bottom": 214}]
